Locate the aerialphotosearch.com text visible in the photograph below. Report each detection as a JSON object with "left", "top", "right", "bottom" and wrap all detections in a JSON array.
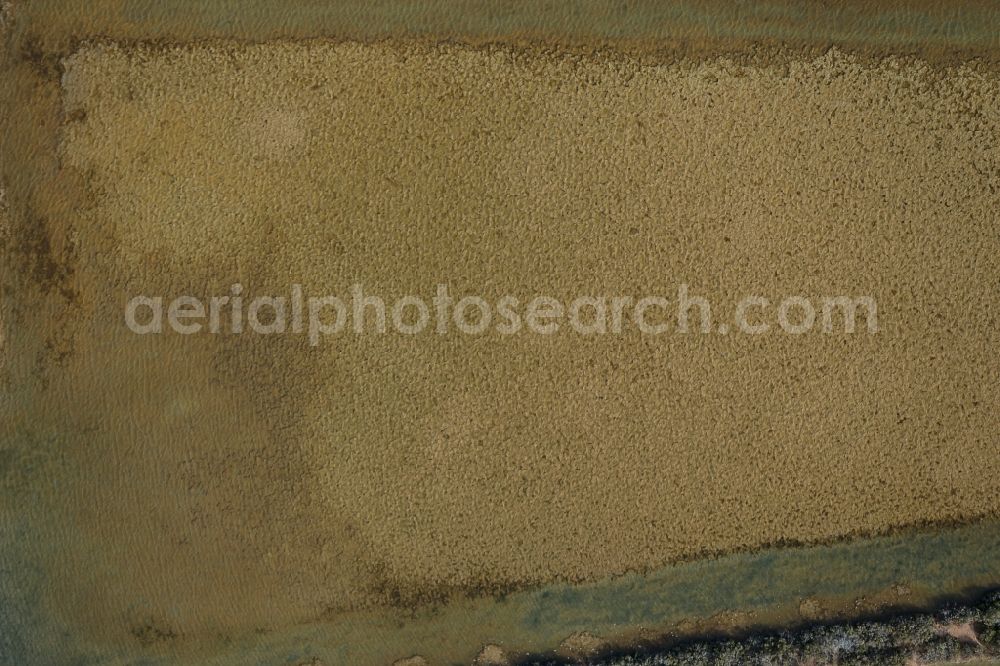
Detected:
[{"left": 124, "top": 283, "right": 878, "bottom": 345}]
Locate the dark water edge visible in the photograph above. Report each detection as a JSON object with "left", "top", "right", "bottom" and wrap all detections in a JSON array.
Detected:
[{"left": 519, "top": 588, "right": 1000, "bottom": 665}]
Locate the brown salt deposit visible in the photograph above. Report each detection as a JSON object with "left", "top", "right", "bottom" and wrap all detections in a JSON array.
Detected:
[{"left": 3, "top": 38, "right": 999, "bottom": 644}]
